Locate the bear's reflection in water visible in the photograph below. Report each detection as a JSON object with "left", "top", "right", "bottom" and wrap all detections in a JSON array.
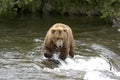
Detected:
[{"left": 37, "top": 59, "right": 60, "bottom": 69}]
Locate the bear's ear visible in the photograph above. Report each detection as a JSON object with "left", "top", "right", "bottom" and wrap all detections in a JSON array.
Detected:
[{"left": 51, "top": 29, "right": 55, "bottom": 33}]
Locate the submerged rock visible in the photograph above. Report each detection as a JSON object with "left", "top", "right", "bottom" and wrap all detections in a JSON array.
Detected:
[{"left": 36, "top": 59, "right": 60, "bottom": 69}]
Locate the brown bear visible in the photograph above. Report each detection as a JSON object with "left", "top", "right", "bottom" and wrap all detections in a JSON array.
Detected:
[{"left": 43, "top": 23, "right": 75, "bottom": 60}]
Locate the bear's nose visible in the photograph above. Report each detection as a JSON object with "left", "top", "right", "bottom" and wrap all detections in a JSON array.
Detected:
[{"left": 59, "top": 46, "right": 62, "bottom": 48}]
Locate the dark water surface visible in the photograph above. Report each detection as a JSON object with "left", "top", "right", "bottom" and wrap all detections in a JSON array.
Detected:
[{"left": 0, "top": 15, "right": 120, "bottom": 80}]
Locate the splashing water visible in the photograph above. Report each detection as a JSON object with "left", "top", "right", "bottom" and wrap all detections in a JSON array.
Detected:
[
  {"left": 58, "top": 56, "right": 110, "bottom": 71},
  {"left": 42, "top": 55, "right": 119, "bottom": 80},
  {"left": 41, "top": 44, "right": 120, "bottom": 80}
]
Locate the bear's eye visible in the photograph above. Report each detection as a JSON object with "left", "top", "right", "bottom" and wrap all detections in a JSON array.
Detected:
[
  {"left": 51, "top": 29, "right": 55, "bottom": 33},
  {"left": 63, "top": 29, "right": 67, "bottom": 32}
]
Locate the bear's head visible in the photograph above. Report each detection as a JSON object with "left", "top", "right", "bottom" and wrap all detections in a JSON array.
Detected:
[{"left": 51, "top": 28, "right": 67, "bottom": 49}]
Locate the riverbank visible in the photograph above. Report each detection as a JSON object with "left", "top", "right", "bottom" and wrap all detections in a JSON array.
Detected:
[{"left": 0, "top": 0, "right": 120, "bottom": 25}]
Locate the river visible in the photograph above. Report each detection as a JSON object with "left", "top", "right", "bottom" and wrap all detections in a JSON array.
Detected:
[{"left": 0, "top": 15, "right": 120, "bottom": 80}]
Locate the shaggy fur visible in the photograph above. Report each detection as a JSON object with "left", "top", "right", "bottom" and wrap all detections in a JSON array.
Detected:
[{"left": 43, "top": 23, "right": 75, "bottom": 60}]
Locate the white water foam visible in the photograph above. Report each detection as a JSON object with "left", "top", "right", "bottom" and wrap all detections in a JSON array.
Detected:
[
  {"left": 59, "top": 55, "right": 110, "bottom": 71},
  {"left": 118, "top": 29, "right": 120, "bottom": 32},
  {"left": 41, "top": 43, "right": 120, "bottom": 80},
  {"left": 46, "top": 51, "right": 110, "bottom": 71},
  {"left": 90, "top": 44, "right": 120, "bottom": 71},
  {"left": 84, "top": 71, "right": 115, "bottom": 80},
  {"left": 43, "top": 54, "right": 116, "bottom": 80}
]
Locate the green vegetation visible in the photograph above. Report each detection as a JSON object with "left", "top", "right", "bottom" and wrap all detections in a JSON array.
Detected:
[{"left": 0, "top": 0, "right": 120, "bottom": 23}]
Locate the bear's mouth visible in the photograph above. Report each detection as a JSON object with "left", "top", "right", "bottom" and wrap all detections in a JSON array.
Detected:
[{"left": 55, "top": 47, "right": 62, "bottom": 52}]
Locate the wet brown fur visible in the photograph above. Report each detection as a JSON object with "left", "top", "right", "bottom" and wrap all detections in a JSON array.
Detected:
[{"left": 43, "top": 23, "right": 75, "bottom": 60}]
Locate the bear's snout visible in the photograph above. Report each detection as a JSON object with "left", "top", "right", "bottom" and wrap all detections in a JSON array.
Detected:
[{"left": 56, "top": 39, "right": 63, "bottom": 48}]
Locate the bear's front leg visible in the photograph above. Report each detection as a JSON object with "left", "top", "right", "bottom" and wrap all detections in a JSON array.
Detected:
[
  {"left": 59, "top": 48, "right": 69, "bottom": 60},
  {"left": 44, "top": 49, "right": 53, "bottom": 58},
  {"left": 69, "top": 47, "right": 75, "bottom": 58},
  {"left": 69, "top": 41, "right": 75, "bottom": 58}
]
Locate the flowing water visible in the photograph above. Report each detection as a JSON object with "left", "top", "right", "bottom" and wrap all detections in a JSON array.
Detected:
[{"left": 0, "top": 15, "right": 120, "bottom": 80}]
